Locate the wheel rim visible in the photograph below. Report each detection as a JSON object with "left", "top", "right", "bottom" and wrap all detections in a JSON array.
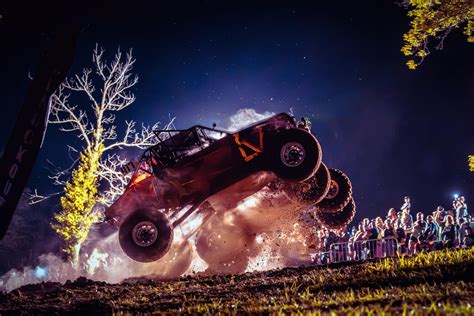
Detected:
[
  {"left": 132, "top": 221, "right": 158, "bottom": 247},
  {"left": 325, "top": 180, "right": 339, "bottom": 199},
  {"left": 280, "top": 142, "right": 306, "bottom": 167}
]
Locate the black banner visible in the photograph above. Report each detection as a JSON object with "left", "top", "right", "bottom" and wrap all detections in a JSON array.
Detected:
[{"left": 0, "top": 26, "right": 79, "bottom": 239}]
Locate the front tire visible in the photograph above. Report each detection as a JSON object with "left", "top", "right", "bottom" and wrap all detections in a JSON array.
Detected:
[
  {"left": 267, "top": 128, "right": 322, "bottom": 182},
  {"left": 119, "top": 208, "right": 173, "bottom": 262}
]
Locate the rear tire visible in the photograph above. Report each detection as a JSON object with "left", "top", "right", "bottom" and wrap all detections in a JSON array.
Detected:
[
  {"left": 119, "top": 208, "right": 173, "bottom": 262},
  {"left": 315, "top": 198, "right": 356, "bottom": 229},
  {"left": 315, "top": 168, "right": 352, "bottom": 213},
  {"left": 298, "top": 162, "right": 331, "bottom": 206},
  {"left": 282, "top": 162, "right": 331, "bottom": 207},
  {"left": 267, "top": 128, "right": 322, "bottom": 182}
]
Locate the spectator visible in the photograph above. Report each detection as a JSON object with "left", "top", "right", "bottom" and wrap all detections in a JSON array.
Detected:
[
  {"left": 455, "top": 196, "right": 469, "bottom": 225},
  {"left": 324, "top": 229, "right": 338, "bottom": 251},
  {"left": 401, "top": 196, "right": 411, "bottom": 213},
  {"left": 338, "top": 228, "right": 350, "bottom": 243},
  {"left": 315, "top": 230, "right": 326, "bottom": 252},
  {"left": 334, "top": 228, "right": 350, "bottom": 261},
  {"left": 386, "top": 208, "right": 398, "bottom": 224},
  {"left": 383, "top": 219, "right": 397, "bottom": 256},
  {"left": 408, "top": 212, "right": 426, "bottom": 255},
  {"left": 460, "top": 215, "right": 474, "bottom": 248},
  {"left": 362, "top": 218, "right": 370, "bottom": 230},
  {"left": 364, "top": 221, "right": 379, "bottom": 258},
  {"left": 433, "top": 206, "right": 446, "bottom": 240},
  {"left": 401, "top": 211, "right": 414, "bottom": 248},
  {"left": 350, "top": 226, "right": 357, "bottom": 238},
  {"left": 375, "top": 217, "right": 384, "bottom": 233},
  {"left": 420, "top": 215, "right": 438, "bottom": 251},
  {"left": 401, "top": 209, "right": 414, "bottom": 230},
  {"left": 374, "top": 217, "right": 385, "bottom": 257},
  {"left": 441, "top": 215, "right": 458, "bottom": 249},
  {"left": 383, "top": 219, "right": 396, "bottom": 238},
  {"left": 353, "top": 223, "right": 365, "bottom": 242},
  {"left": 353, "top": 223, "right": 367, "bottom": 260},
  {"left": 459, "top": 217, "right": 469, "bottom": 247},
  {"left": 397, "top": 211, "right": 403, "bottom": 226},
  {"left": 394, "top": 220, "right": 407, "bottom": 253},
  {"left": 311, "top": 195, "right": 471, "bottom": 265}
]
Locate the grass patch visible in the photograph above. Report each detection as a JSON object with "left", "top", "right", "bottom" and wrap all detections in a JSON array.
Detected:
[{"left": 0, "top": 248, "right": 473, "bottom": 315}]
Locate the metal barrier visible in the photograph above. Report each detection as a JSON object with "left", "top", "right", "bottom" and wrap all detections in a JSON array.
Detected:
[
  {"left": 317, "top": 237, "right": 399, "bottom": 264},
  {"left": 329, "top": 242, "right": 351, "bottom": 263},
  {"left": 310, "top": 251, "right": 332, "bottom": 265}
]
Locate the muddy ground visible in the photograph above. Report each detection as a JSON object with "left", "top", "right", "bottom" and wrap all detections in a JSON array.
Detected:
[{"left": 0, "top": 249, "right": 473, "bottom": 315}]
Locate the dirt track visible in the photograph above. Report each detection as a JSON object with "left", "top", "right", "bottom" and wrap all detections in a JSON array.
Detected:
[{"left": 1, "top": 250, "right": 473, "bottom": 315}]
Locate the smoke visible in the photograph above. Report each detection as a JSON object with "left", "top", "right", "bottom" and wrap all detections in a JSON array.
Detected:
[
  {"left": 0, "top": 108, "right": 320, "bottom": 292},
  {"left": 225, "top": 108, "right": 275, "bottom": 132}
]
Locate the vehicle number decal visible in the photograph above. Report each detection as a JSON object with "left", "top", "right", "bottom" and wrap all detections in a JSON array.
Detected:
[{"left": 233, "top": 127, "right": 264, "bottom": 162}]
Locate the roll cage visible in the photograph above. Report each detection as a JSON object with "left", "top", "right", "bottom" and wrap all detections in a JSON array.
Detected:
[
  {"left": 128, "top": 126, "right": 230, "bottom": 186},
  {"left": 151, "top": 126, "right": 229, "bottom": 167}
]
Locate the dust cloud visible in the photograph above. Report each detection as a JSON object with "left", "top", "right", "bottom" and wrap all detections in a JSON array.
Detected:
[{"left": 0, "top": 109, "right": 321, "bottom": 292}]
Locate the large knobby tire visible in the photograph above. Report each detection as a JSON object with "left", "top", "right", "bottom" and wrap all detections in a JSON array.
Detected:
[
  {"left": 315, "top": 168, "right": 352, "bottom": 213},
  {"left": 282, "top": 162, "right": 331, "bottom": 207},
  {"left": 315, "top": 198, "right": 356, "bottom": 229},
  {"left": 267, "top": 128, "right": 322, "bottom": 183},
  {"left": 297, "top": 162, "right": 331, "bottom": 206},
  {"left": 119, "top": 208, "right": 173, "bottom": 263}
]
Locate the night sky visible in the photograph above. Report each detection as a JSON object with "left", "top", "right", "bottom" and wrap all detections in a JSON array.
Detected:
[{"left": 1, "top": 1, "right": 473, "bottom": 226}]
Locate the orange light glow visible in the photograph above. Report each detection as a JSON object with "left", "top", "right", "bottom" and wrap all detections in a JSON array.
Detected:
[{"left": 132, "top": 172, "right": 151, "bottom": 185}]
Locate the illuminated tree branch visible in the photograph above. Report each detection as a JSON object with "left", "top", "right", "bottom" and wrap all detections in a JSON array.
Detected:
[
  {"left": 103, "top": 117, "right": 176, "bottom": 152},
  {"left": 400, "top": 0, "right": 473, "bottom": 69},
  {"left": 39, "top": 46, "right": 178, "bottom": 264}
]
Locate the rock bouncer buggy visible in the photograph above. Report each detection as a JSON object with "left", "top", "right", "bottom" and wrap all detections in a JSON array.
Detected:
[{"left": 105, "top": 113, "right": 355, "bottom": 262}]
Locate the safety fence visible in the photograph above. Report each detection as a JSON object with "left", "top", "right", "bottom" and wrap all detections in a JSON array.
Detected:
[{"left": 311, "top": 237, "right": 399, "bottom": 265}]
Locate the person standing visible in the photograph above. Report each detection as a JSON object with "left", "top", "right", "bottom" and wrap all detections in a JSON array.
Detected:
[
  {"left": 386, "top": 208, "right": 398, "bottom": 225},
  {"left": 408, "top": 212, "right": 426, "bottom": 255},
  {"left": 353, "top": 223, "right": 366, "bottom": 260},
  {"left": 394, "top": 220, "right": 407, "bottom": 254},
  {"left": 455, "top": 196, "right": 469, "bottom": 225},
  {"left": 441, "top": 215, "right": 458, "bottom": 249},
  {"left": 434, "top": 206, "right": 446, "bottom": 241},
  {"left": 401, "top": 196, "right": 411, "bottom": 213},
  {"left": 401, "top": 197, "right": 413, "bottom": 229},
  {"left": 383, "top": 219, "right": 397, "bottom": 257}
]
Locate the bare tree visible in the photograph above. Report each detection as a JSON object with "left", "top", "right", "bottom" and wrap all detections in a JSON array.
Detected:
[
  {"left": 97, "top": 117, "right": 176, "bottom": 205},
  {"left": 41, "top": 45, "right": 175, "bottom": 263}
]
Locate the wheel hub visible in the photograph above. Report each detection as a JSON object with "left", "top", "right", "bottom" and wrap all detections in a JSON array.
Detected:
[
  {"left": 325, "top": 180, "right": 339, "bottom": 199},
  {"left": 132, "top": 221, "right": 158, "bottom": 247},
  {"left": 280, "top": 142, "right": 306, "bottom": 167}
]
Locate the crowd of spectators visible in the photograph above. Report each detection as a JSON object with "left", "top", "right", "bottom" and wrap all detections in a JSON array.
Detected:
[{"left": 313, "top": 196, "right": 473, "bottom": 263}]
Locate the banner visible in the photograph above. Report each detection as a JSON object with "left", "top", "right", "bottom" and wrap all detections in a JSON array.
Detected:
[{"left": 0, "top": 26, "right": 79, "bottom": 239}]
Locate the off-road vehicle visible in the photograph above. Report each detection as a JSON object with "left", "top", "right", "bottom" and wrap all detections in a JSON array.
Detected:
[{"left": 105, "top": 113, "right": 355, "bottom": 262}]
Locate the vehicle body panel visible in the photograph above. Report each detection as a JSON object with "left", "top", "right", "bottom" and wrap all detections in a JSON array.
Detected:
[{"left": 105, "top": 113, "right": 297, "bottom": 225}]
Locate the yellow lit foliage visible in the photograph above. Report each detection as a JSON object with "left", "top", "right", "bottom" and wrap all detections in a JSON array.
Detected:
[
  {"left": 51, "top": 146, "right": 103, "bottom": 264},
  {"left": 469, "top": 155, "right": 474, "bottom": 171},
  {"left": 401, "top": 0, "right": 473, "bottom": 69}
]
